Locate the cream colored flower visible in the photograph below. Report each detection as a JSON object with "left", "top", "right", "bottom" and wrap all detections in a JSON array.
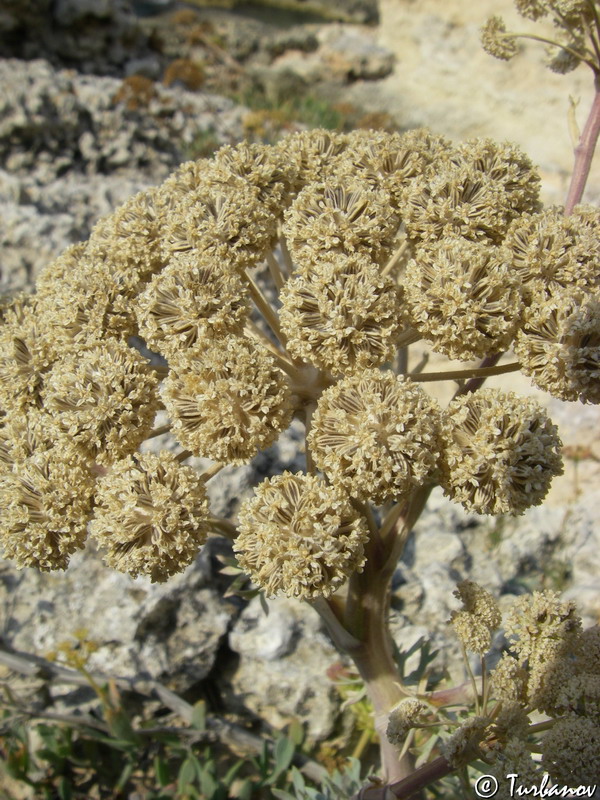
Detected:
[
  {"left": 403, "top": 238, "right": 524, "bottom": 360},
  {"left": 450, "top": 580, "right": 502, "bottom": 655},
  {"left": 542, "top": 717, "right": 600, "bottom": 784},
  {"left": 481, "top": 17, "right": 519, "bottom": 60},
  {"left": 233, "top": 471, "right": 368, "bottom": 599},
  {"left": 440, "top": 390, "right": 563, "bottom": 515},
  {"left": 308, "top": 370, "right": 441, "bottom": 504},
  {"left": 43, "top": 339, "right": 159, "bottom": 465},
  {"left": 283, "top": 180, "right": 399, "bottom": 269},
  {"left": 514, "top": 287, "right": 600, "bottom": 404},
  {"left": 0, "top": 447, "right": 93, "bottom": 571},
  {"left": 135, "top": 249, "right": 250, "bottom": 359},
  {"left": 90, "top": 451, "right": 209, "bottom": 582},
  {"left": 386, "top": 698, "right": 429, "bottom": 745},
  {"left": 279, "top": 254, "right": 406, "bottom": 376},
  {"left": 161, "top": 335, "right": 292, "bottom": 464}
]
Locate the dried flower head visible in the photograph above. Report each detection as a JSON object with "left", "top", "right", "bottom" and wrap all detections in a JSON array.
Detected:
[
  {"left": 88, "top": 186, "right": 172, "bottom": 284},
  {"left": 504, "top": 590, "right": 581, "bottom": 661},
  {"left": 0, "top": 447, "right": 93, "bottom": 571},
  {"left": 488, "top": 738, "right": 543, "bottom": 798},
  {"left": 442, "top": 716, "right": 491, "bottom": 768},
  {"left": 283, "top": 181, "right": 399, "bottom": 269},
  {"left": 452, "top": 138, "right": 541, "bottom": 216},
  {"left": 163, "top": 181, "right": 274, "bottom": 271},
  {"left": 35, "top": 243, "right": 86, "bottom": 299},
  {"left": 441, "top": 390, "right": 563, "bottom": 515},
  {"left": 336, "top": 129, "right": 452, "bottom": 207},
  {"left": 386, "top": 698, "right": 429, "bottom": 745},
  {"left": 233, "top": 471, "right": 368, "bottom": 600},
  {"left": 403, "top": 238, "right": 524, "bottom": 360},
  {"left": 135, "top": 249, "right": 250, "bottom": 359},
  {"left": 504, "top": 206, "right": 600, "bottom": 302},
  {"left": 161, "top": 335, "right": 292, "bottom": 464},
  {"left": 402, "top": 163, "right": 510, "bottom": 245},
  {"left": 541, "top": 716, "right": 600, "bottom": 784},
  {"left": 308, "top": 370, "right": 441, "bottom": 504},
  {"left": 490, "top": 653, "right": 529, "bottom": 705},
  {"left": 554, "top": 673, "right": 600, "bottom": 720},
  {"left": 43, "top": 339, "right": 159, "bottom": 465},
  {"left": 481, "top": 16, "right": 519, "bottom": 60},
  {"left": 0, "top": 296, "right": 54, "bottom": 412},
  {"left": 276, "top": 129, "right": 349, "bottom": 188},
  {"left": 450, "top": 580, "right": 502, "bottom": 655},
  {"left": 514, "top": 288, "right": 600, "bottom": 404},
  {"left": 211, "top": 140, "right": 297, "bottom": 212},
  {"left": 279, "top": 254, "right": 406, "bottom": 376},
  {"left": 90, "top": 451, "right": 209, "bottom": 582}
]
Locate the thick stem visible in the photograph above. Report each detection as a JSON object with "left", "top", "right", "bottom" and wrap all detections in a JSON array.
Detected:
[
  {"left": 565, "top": 79, "right": 600, "bottom": 214},
  {"left": 351, "top": 756, "right": 453, "bottom": 800}
]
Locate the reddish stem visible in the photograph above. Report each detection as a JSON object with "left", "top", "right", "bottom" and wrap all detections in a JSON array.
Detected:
[{"left": 564, "top": 79, "right": 600, "bottom": 214}]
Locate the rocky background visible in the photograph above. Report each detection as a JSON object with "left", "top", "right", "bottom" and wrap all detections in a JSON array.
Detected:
[{"left": 1, "top": 0, "right": 599, "bottom": 773}]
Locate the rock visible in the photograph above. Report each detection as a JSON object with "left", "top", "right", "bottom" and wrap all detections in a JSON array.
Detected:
[
  {"left": 318, "top": 26, "right": 395, "bottom": 80},
  {"left": 226, "top": 596, "right": 340, "bottom": 740}
]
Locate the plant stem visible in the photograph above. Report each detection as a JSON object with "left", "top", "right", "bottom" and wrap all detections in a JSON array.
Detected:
[
  {"left": 564, "top": 78, "right": 600, "bottom": 213},
  {"left": 410, "top": 361, "right": 519, "bottom": 384}
]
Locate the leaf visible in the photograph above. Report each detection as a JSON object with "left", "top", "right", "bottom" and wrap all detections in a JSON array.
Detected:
[
  {"left": 177, "top": 757, "right": 197, "bottom": 793},
  {"left": 265, "top": 736, "right": 295, "bottom": 784},
  {"left": 57, "top": 777, "right": 73, "bottom": 800},
  {"left": 271, "top": 791, "right": 297, "bottom": 800},
  {"left": 154, "top": 755, "right": 171, "bottom": 787},
  {"left": 191, "top": 700, "right": 207, "bottom": 732}
]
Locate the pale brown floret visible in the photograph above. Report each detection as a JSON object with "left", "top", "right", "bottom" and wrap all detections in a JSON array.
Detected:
[
  {"left": 87, "top": 186, "right": 174, "bottom": 284},
  {"left": 0, "top": 408, "right": 56, "bottom": 472},
  {"left": 161, "top": 335, "right": 293, "bottom": 464},
  {"left": 233, "top": 471, "right": 368, "bottom": 600},
  {"left": 450, "top": 580, "right": 502, "bottom": 655},
  {"left": 308, "top": 370, "right": 441, "bottom": 505},
  {"left": 401, "top": 163, "right": 511, "bottom": 245},
  {"left": 283, "top": 180, "right": 400, "bottom": 269},
  {"left": 451, "top": 138, "right": 541, "bottom": 216},
  {"left": 162, "top": 180, "right": 274, "bottom": 271},
  {"left": 135, "top": 249, "right": 251, "bottom": 359},
  {"left": 275, "top": 129, "right": 349, "bottom": 189},
  {"left": 490, "top": 653, "right": 529, "bottom": 705},
  {"left": 0, "top": 296, "right": 55, "bottom": 412},
  {"left": 43, "top": 339, "right": 159, "bottom": 465},
  {"left": 514, "top": 287, "right": 600, "bottom": 404},
  {"left": 442, "top": 716, "right": 491, "bottom": 768},
  {"left": 35, "top": 243, "right": 86, "bottom": 299},
  {"left": 386, "top": 698, "right": 429, "bottom": 745},
  {"left": 403, "top": 238, "right": 524, "bottom": 361},
  {"left": 336, "top": 129, "right": 452, "bottom": 208},
  {"left": 541, "top": 717, "right": 600, "bottom": 784},
  {"left": 488, "top": 738, "right": 543, "bottom": 798},
  {"left": 90, "top": 451, "right": 209, "bottom": 583},
  {"left": 440, "top": 390, "right": 563, "bottom": 515},
  {"left": 0, "top": 447, "right": 94, "bottom": 571},
  {"left": 279, "top": 254, "right": 406, "bottom": 376},
  {"left": 481, "top": 16, "right": 519, "bottom": 60},
  {"left": 504, "top": 206, "right": 600, "bottom": 303},
  {"left": 158, "top": 157, "right": 216, "bottom": 203},
  {"left": 211, "top": 140, "right": 298, "bottom": 212},
  {"left": 554, "top": 673, "right": 600, "bottom": 720}
]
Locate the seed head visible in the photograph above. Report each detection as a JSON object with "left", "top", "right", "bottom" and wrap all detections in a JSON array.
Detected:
[
  {"left": 403, "top": 237, "right": 523, "bottom": 361},
  {"left": 0, "top": 447, "right": 94, "bottom": 571},
  {"left": 279, "top": 254, "right": 406, "bottom": 376},
  {"left": 161, "top": 335, "right": 293, "bottom": 464},
  {"left": 135, "top": 249, "right": 250, "bottom": 359},
  {"left": 43, "top": 339, "right": 159, "bottom": 465},
  {"left": 90, "top": 451, "right": 209, "bottom": 582},
  {"left": 514, "top": 288, "right": 600, "bottom": 404},
  {"left": 233, "top": 471, "right": 368, "bottom": 600},
  {"left": 481, "top": 17, "right": 519, "bottom": 60},
  {"left": 440, "top": 390, "right": 563, "bottom": 515},
  {"left": 308, "top": 370, "right": 441, "bottom": 504},
  {"left": 386, "top": 698, "right": 429, "bottom": 745},
  {"left": 283, "top": 180, "right": 399, "bottom": 269}
]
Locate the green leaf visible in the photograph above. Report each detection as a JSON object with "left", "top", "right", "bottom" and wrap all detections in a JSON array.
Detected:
[
  {"left": 265, "top": 736, "right": 295, "bottom": 784},
  {"left": 177, "top": 757, "right": 197, "bottom": 793},
  {"left": 115, "top": 760, "right": 135, "bottom": 791},
  {"left": 154, "top": 755, "right": 171, "bottom": 787},
  {"left": 272, "top": 791, "right": 297, "bottom": 800},
  {"left": 57, "top": 777, "right": 73, "bottom": 800},
  {"left": 287, "top": 719, "right": 304, "bottom": 746},
  {"left": 191, "top": 700, "right": 206, "bottom": 732}
]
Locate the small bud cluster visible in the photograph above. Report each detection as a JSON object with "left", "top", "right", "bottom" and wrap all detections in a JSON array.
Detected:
[
  {"left": 0, "top": 127, "right": 595, "bottom": 593},
  {"left": 481, "top": 0, "right": 600, "bottom": 75},
  {"left": 430, "top": 584, "right": 600, "bottom": 786}
]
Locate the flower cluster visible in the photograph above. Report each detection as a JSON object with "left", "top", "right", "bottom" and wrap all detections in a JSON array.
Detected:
[{"left": 0, "top": 127, "right": 594, "bottom": 595}]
